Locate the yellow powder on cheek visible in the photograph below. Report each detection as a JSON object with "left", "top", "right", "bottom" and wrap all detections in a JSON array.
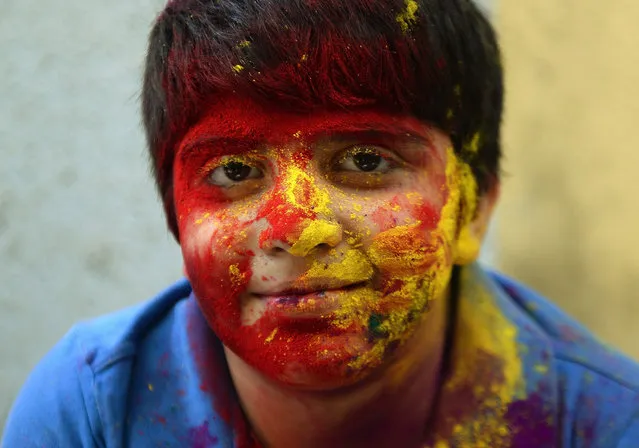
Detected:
[
  {"left": 304, "top": 249, "right": 374, "bottom": 284},
  {"left": 229, "top": 264, "right": 245, "bottom": 287},
  {"left": 344, "top": 273, "right": 434, "bottom": 373},
  {"left": 194, "top": 212, "right": 211, "bottom": 225},
  {"left": 368, "top": 223, "right": 438, "bottom": 274},
  {"left": 331, "top": 286, "right": 380, "bottom": 331},
  {"left": 337, "top": 148, "right": 478, "bottom": 375},
  {"left": 454, "top": 160, "right": 481, "bottom": 264},
  {"left": 437, "top": 147, "right": 480, "bottom": 265},
  {"left": 437, "top": 148, "right": 464, "bottom": 246}
]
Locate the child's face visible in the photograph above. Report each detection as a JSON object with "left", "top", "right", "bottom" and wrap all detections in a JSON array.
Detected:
[{"left": 173, "top": 94, "right": 481, "bottom": 388}]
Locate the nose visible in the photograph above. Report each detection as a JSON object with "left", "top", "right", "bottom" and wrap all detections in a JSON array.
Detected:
[
  {"left": 261, "top": 218, "right": 342, "bottom": 257},
  {"left": 258, "top": 164, "right": 342, "bottom": 256},
  {"left": 289, "top": 219, "right": 342, "bottom": 257}
]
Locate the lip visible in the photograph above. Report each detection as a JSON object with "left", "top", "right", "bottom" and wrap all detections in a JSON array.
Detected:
[
  {"left": 254, "top": 279, "right": 365, "bottom": 297},
  {"left": 257, "top": 283, "right": 366, "bottom": 318}
]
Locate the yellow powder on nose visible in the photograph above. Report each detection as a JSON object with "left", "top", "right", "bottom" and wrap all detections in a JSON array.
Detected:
[
  {"left": 232, "top": 64, "right": 244, "bottom": 73},
  {"left": 289, "top": 220, "right": 342, "bottom": 257},
  {"left": 282, "top": 165, "right": 332, "bottom": 216}
]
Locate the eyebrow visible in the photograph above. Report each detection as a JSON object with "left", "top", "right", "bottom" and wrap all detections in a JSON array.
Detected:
[
  {"left": 312, "top": 129, "right": 430, "bottom": 146},
  {"left": 178, "top": 137, "right": 261, "bottom": 162},
  {"left": 177, "top": 123, "right": 432, "bottom": 161}
]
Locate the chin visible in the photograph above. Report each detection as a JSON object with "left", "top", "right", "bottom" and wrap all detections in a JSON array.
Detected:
[{"left": 225, "top": 327, "right": 406, "bottom": 393}]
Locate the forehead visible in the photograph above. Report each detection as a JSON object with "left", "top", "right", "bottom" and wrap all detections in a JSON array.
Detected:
[{"left": 178, "top": 94, "right": 433, "bottom": 149}]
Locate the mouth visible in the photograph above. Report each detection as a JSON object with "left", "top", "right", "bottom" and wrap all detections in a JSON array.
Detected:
[
  {"left": 256, "top": 282, "right": 368, "bottom": 317},
  {"left": 262, "top": 281, "right": 366, "bottom": 298}
]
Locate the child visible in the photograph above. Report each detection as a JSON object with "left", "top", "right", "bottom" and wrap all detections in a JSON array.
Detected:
[{"left": 3, "top": 0, "right": 638, "bottom": 446}]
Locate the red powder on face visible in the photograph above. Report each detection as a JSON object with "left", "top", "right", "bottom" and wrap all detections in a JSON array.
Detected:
[
  {"left": 256, "top": 189, "right": 315, "bottom": 250},
  {"left": 371, "top": 204, "right": 399, "bottom": 231},
  {"left": 292, "top": 147, "right": 313, "bottom": 168},
  {"left": 174, "top": 94, "right": 447, "bottom": 386},
  {"left": 371, "top": 194, "right": 441, "bottom": 234}
]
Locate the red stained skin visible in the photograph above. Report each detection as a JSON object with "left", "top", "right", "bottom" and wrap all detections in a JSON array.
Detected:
[
  {"left": 256, "top": 185, "right": 315, "bottom": 250},
  {"left": 173, "top": 94, "right": 448, "bottom": 387},
  {"left": 370, "top": 194, "right": 441, "bottom": 236}
]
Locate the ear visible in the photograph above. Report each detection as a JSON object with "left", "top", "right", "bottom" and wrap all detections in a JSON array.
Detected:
[{"left": 454, "top": 180, "right": 500, "bottom": 265}]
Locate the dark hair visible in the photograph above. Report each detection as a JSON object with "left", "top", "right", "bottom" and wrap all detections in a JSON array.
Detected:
[{"left": 142, "top": 0, "right": 503, "bottom": 239}]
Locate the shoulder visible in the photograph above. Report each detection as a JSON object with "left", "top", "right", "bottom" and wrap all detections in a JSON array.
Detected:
[
  {"left": 488, "top": 269, "right": 639, "bottom": 445},
  {"left": 491, "top": 270, "right": 639, "bottom": 391},
  {"left": 1, "top": 279, "right": 192, "bottom": 448},
  {"left": 72, "top": 278, "right": 192, "bottom": 371}
]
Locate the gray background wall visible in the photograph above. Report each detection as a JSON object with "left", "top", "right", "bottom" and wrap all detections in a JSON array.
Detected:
[
  {"left": 0, "top": 0, "right": 182, "bottom": 432},
  {"left": 0, "top": 0, "right": 500, "bottom": 436}
]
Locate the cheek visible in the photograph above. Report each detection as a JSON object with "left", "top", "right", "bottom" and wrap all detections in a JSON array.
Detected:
[
  {"left": 367, "top": 223, "right": 442, "bottom": 278},
  {"left": 364, "top": 189, "right": 451, "bottom": 279},
  {"left": 180, "top": 212, "right": 255, "bottom": 331},
  {"left": 369, "top": 193, "right": 441, "bottom": 235}
]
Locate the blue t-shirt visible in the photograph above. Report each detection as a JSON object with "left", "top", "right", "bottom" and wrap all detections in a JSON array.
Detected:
[{"left": 3, "top": 265, "right": 639, "bottom": 447}]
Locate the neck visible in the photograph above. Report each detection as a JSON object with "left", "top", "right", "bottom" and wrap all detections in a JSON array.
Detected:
[{"left": 225, "top": 292, "right": 450, "bottom": 448}]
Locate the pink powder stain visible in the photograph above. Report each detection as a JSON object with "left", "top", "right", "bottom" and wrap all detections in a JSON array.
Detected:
[
  {"left": 153, "top": 413, "right": 167, "bottom": 425},
  {"left": 158, "top": 351, "right": 170, "bottom": 378},
  {"left": 189, "top": 421, "right": 219, "bottom": 447}
]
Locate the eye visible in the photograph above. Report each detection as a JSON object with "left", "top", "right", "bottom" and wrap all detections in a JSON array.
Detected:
[
  {"left": 337, "top": 146, "right": 392, "bottom": 173},
  {"left": 208, "top": 161, "right": 263, "bottom": 187}
]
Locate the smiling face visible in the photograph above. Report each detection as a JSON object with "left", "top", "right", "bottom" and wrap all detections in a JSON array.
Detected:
[{"left": 173, "top": 94, "right": 483, "bottom": 389}]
